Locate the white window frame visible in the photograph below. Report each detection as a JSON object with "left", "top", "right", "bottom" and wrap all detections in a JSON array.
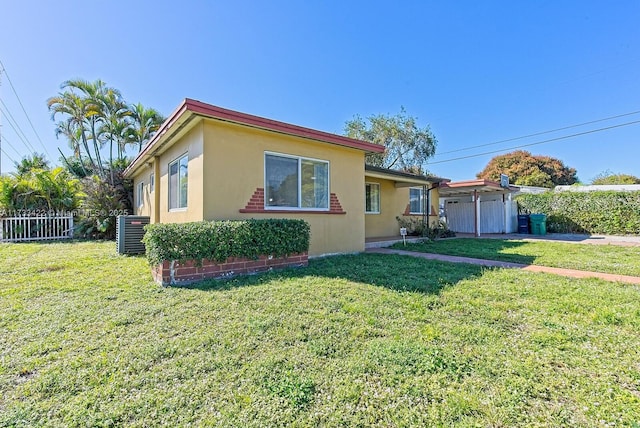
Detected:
[
  {"left": 168, "top": 153, "right": 188, "bottom": 211},
  {"left": 409, "top": 187, "right": 425, "bottom": 214},
  {"left": 264, "top": 151, "right": 330, "bottom": 211},
  {"left": 136, "top": 182, "right": 144, "bottom": 208},
  {"left": 365, "top": 182, "right": 380, "bottom": 214},
  {"left": 149, "top": 172, "right": 155, "bottom": 193}
]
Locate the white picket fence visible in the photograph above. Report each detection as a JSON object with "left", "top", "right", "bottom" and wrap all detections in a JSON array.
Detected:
[{"left": 0, "top": 214, "right": 74, "bottom": 242}]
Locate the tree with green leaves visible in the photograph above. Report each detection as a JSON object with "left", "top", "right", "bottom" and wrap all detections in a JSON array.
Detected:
[
  {"left": 0, "top": 166, "right": 82, "bottom": 212},
  {"left": 591, "top": 170, "right": 640, "bottom": 185},
  {"left": 46, "top": 78, "right": 164, "bottom": 238},
  {"left": 477, "top": 150, "right": 578, "bottom": 188},
  {"left": 14, "top": 153, "right": 50, "bottom": 177},
  {"left": 344, "top": 108, "right": 437, "bottom": 174},
  {"left": 47, "top": 79, "right": 165, "bottom": 184},
  {"left": 128, "top": 102, "right": 164, "bottom": 152}
]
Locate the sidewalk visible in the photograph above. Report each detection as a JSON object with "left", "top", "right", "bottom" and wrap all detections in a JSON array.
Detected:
[
  {"left": 453, "top": 233, "right": 640, "bottom": 247},
  {"left": 366, "top": 247, "right": 640, "bottom": 285}
]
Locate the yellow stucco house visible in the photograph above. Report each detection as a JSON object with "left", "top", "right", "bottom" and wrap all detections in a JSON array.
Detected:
[{"left": 124, "top": 99, "right": 446, "bottom": 256}]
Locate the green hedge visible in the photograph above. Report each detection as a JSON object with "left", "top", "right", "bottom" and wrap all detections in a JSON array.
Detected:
[
  {"left": 517, "top": 191, "right": 640, "bottom": 235},
  {"left": 143, "top": 219, "right": 311, "bottom": 265}
]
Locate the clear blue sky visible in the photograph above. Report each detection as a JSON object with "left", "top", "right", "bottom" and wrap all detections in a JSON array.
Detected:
[{"left": 1, "top": 1, "right": 639, "bottom": 182}]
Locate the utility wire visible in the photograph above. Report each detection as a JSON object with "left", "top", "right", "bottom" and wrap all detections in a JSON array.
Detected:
[
  {"left": 0, "top": 104, "right": 38, "bottom": 153},
  {"left": 433, "top": 109, "right": 640, "bottom": 157},
  {"left": 0, "top": 146, "right": 16, "bottom": 165},
  {"left": 428, "top": 120, "right": 640, "bottom": 165},
  {"left": 1, "top": 135, "right": 23, "bottom": 157},
  {"left": 0, "top": 60, "right": 52, "bottom": 158}
]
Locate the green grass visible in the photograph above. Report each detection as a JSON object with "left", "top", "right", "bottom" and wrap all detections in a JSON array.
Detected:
[
  {"left": 1, "top": 241, "right": 640, "bottom": 426},
  {"left": 392, "top": 238, "right": 640, "bottom": 276}
]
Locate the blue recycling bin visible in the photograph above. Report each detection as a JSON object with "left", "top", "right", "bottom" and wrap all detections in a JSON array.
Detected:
[{"left": 517, "top": 214, "right": 530, "bottom": 234}]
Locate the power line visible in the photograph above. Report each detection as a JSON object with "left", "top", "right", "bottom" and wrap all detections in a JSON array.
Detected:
[
  {"left": 0, "top": 146, "right": 16, "bottom": 165},
  {"left": 1, "top": 135, "right": 23, "bottom": 157},
  {"left": 433, "top": 109, "right": 640, "bottom": 157},
  {"left": 0, "top": 104, "right": 38, "bottom": 153},
  {"left": 428, "top": 120, "right": 640, "bottom": 165},
  {"left": 0, "top": 60, "right": 52, "bottom": 158}
]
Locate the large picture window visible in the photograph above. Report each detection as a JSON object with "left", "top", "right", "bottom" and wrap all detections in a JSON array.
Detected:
[
  {"left": 409, "top": 187, "right": 425, "bottom": 214},
  {"left": 169, "top": 154, "right": 188, "bottom": 210},
  {"left": 265, "top": 153, "right": 329, "bottom": 209},
  {"left": 365, "top": 183, "right": 380, "bottom": 213}
]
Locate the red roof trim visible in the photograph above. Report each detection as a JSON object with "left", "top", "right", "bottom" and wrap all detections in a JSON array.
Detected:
[
  {"left": 183, "top": 99, "right": 384, "bottom": 153},
  {"left": 125, "top": 98, "right": 384, "bottom": 176}
]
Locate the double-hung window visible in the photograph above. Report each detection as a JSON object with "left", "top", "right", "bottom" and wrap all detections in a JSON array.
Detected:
[
  {"left": 149, "top": 172, "right": 155, "bottom": 193},
  {"left": 409, "top": 187, "right": 425, "bottom": 214},
  {"left": 136, "top": 182, "right": 144, "bottom": 208},
  {"left": 169, "top": 154, "right": 188, "bottom": 210},
  {"left": 265, "top": 153, "right": 329, "bottom": 210},
  {"left": 365, "top": 183, "right": 380, "bottom": 213}
]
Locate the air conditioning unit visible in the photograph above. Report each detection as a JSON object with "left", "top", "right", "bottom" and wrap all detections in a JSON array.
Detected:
[{"left": 116, "top": 215, "right": 150, "bottom": 255}]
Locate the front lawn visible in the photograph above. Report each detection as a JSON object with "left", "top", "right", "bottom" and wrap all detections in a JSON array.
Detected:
[
  {"left": 1, "top": 241, "right": 639, "bottom": 426},
  {"left": 392, "top": 238, "right": 640, "bottom": 276}
]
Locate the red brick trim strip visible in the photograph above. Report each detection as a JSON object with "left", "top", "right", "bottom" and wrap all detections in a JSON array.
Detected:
[
  {"left": 239, "top": 188, "right": 346, "bottom": 214},
  {"left": 151, "top": 252, "right": 308, "bottom": 286}
]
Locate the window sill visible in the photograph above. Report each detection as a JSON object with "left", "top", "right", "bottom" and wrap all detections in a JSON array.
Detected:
[
  {"left": 240, "top": 208, "right": 345, "bottom": 215},
  {"left": 365, "top": 211, "right": 380, "bottom": 215},
  {"left": 169, "top": 208, "right": 188, "bottom": 212}
]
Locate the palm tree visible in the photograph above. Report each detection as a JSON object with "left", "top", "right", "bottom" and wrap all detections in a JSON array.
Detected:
[
  {"left": 64, "top": 79, "right": 106, "bottom": 174},
  {"left": 96, "top": 85, "right": 129, "bottom": 179},
  {"left": 128, "top": 103, "right": 165, "bottom": 152},
  {"left": 47, "top": 89, "right": 97, "bottom": 169}
]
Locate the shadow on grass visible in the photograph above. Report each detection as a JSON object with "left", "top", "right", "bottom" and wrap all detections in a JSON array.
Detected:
[
  {"left": 183, "top": 252, "right": 487, "bottom": 295},
  {"left": 393, "top": 238, "right": 537, "bottom": 265}
]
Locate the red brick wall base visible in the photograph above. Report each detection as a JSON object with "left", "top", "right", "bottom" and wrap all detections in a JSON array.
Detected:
[{"left": 151, "top": 253, "right": 308, "bottom": 286}]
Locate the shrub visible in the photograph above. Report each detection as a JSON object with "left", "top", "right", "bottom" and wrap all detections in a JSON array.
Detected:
[
  {"left": 517, "top": 191, "right": 640, "bottom": 235},
  {"left": 0, "top": 167, "right": 83, "bottom": 213},
  {"left": 143, "top": 219, "right": 310, "bottom": 265},
  {"left": 74, "top": 167, "right": 133, "bottom": 239},
  {"left": 396, "top": 216, "right": 455, "bottom": 239}
]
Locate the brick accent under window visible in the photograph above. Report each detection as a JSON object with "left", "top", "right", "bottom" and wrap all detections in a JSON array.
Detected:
[{"left": 239, "top": 188, "right": 346, "bottom": 214}]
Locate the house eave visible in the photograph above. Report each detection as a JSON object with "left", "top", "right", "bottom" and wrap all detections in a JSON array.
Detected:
[
  {"left": 124, "top": 99, "right": 385, "bottom": 178},
  {"left": 365, "top": 165, "right": 450, "bottom": 187}
]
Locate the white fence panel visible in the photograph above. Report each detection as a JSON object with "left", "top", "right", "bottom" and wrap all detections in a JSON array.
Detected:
[
  {"left": 0, "top": 215, "right": 74, "bottom": 243},
  {"left": 446, "top": 200, "right": 517, "bottom": 234},
  {"left": 480, "top": 200, "right": 505, "bottom": 233},
  {"left": 445, "top": 202, "right": 476, "bottom": 233}
]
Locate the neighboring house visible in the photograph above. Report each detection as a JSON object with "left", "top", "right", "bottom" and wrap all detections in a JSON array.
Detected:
[
  {"left": 124, "top": 99, "right": 448, "bottom": 256},
  {"left": 440, "top": 179, "right": 519, "bottom": 236}
]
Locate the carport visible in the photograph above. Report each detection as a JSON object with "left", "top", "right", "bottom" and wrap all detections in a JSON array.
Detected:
[{"left": 439, "top": 179, "right": 519, "bottom": 237}]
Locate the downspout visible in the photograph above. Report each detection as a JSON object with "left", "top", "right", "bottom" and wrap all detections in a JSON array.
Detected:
[
  {"left": 422, "top": 184, "right": 427, "bottom": 226},
  {"left": 425, "top": 182, "right": 440, "bottom": 228}
]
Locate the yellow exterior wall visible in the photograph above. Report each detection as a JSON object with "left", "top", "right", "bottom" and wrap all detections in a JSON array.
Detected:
[
  {"left": 364, "top": 177, "right": 441, "bottom": 238},
  {"left": 201, "top": 119, "right": 366, "bottom": 256},
  {"left": 364, "top": 178, "right": 406, "bottom": 238},
  {"left": 132, "top": 123, "right": 205, "bottom": 223}
]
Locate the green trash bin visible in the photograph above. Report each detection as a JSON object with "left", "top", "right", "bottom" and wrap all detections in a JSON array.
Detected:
[{"left": 529, "top": 214, "right": 547, "bottom": 235}]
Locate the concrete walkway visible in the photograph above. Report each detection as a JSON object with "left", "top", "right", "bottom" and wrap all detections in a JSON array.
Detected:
[
  {"left": 366, "top": 247, "right": 640, "bottom": 285},
  {"left": 453, "top": 233, "right": 640, "bottom": 247}
]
